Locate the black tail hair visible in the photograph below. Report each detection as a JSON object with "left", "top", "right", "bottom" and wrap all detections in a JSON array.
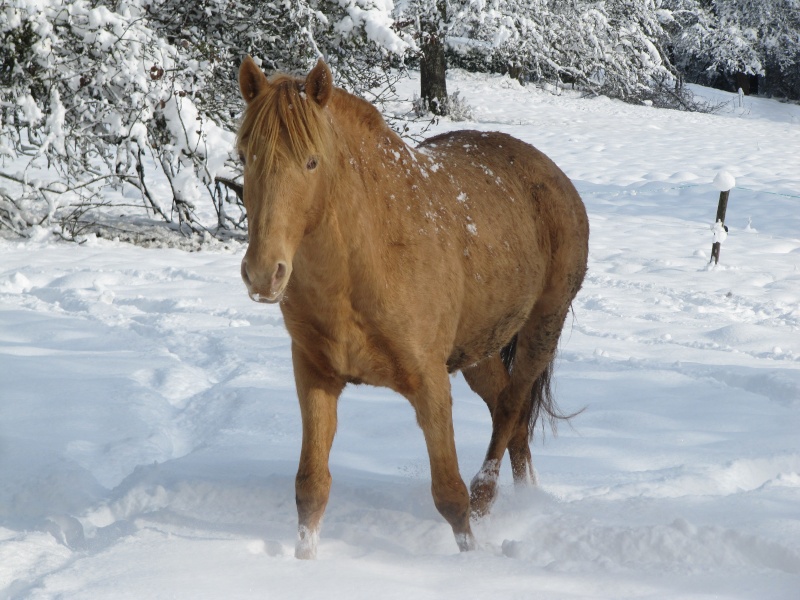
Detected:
[{"left": 500, "top": 334, "right": 575, "bottom": 441}]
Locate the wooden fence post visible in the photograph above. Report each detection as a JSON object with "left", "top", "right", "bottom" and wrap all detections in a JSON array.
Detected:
[{"left": 710, "top": 172, "right": 735, "bottom": 265}]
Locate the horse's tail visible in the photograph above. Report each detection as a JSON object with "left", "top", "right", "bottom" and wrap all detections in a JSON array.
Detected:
[{"left": 500, "top": 334, "right": 570, "bottom": 441}]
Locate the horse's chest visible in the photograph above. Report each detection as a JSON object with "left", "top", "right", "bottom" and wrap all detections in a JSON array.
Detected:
[
  {"left": 328, "top": 327, "right": 407, "bottom": 389},
  {"left": 332, "top": 336, "right": 385, "bottom": 383},
  {"left": 286, "top": 304, "right": 405, "bottom": 390}
]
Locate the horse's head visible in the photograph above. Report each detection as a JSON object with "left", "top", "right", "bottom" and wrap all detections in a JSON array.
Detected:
[{"left": 236, "top": 56, "right": 334, "bottom": 303}]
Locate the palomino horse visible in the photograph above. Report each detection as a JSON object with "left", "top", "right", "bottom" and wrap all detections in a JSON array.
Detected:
[{"left": 236, "top": 56, "right": 589, "bottom": 558}]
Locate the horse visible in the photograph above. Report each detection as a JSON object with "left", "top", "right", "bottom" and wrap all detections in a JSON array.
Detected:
[{"left": 236, "top": 56, "right": 589, "bottom": 559}]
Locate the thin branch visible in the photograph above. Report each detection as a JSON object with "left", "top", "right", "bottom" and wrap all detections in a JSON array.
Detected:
[{"left": 215, "top": 177, "right": 243, "bottom": 202}]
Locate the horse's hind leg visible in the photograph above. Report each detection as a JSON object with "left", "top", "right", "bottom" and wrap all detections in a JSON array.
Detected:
[
  {"left": 292, "top": 345, "right": 345, "bottom": 559},
  {"left": 469, "top": 304, "right": 569, "bottom": 518},
  {"left": 463, "top": 354, "right": 537, "bottom": 486}
]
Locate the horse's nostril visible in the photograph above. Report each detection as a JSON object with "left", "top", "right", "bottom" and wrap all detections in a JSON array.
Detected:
[
  {"left": 241, "top": 259, "right": 251, "bottom": 287},
  {"left": 275, "top": 261, "right": 287, "bottom": 283}
]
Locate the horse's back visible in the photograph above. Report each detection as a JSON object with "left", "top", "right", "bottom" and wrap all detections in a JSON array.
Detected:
[
  {"left": 419, "top": 129, "right": 583, "bottom": 211},
  {"left": 418, "top": 128, "right": 587, "bottom": 270}
]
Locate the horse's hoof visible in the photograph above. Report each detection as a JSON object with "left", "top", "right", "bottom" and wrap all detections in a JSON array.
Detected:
[
  {"left": 295, "top": 542, "right": 316, "bottom": 560},
  {"left": 455, "top": 531, "right": 476, "bottom": 552},
  {"left": 512, "top": 461, "right": 538, "bottom": 487},
  {"left": 295, "top": 526, "right": 319, "bottom": 559},
  {"left": 469, "top": 470, "right": 498, "bottom": 519},
  {"left": 470, "top": 503, "right": 491, "bottom": 521},
  {"left": 469, "top": 492, "right": 496, "bottom": 520}
]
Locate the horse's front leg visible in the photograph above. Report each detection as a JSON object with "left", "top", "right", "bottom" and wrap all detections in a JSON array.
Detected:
[
  {"left": 408, "top": 367, "right": 476, "bottom": 552},
  {"left": 291, "top": 344, "right": 345, "bottom": 559}
]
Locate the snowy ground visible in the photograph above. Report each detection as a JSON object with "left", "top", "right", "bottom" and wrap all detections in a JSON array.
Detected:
[{"left": 1, "top": 71, "right": 799, "bottom": 598}]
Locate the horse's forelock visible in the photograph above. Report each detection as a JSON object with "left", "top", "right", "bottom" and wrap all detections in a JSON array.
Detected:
[{"left": 237, "top": 75, "right": 331, "bottom": 179}]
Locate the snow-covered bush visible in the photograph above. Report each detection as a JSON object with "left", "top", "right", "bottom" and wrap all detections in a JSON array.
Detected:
[
  {"left": 444, "top": 0, "right": 679, "bottom": 105},
  {"left": 665, "top": 0, "right": 800, "bottom": 99},
  {"left": 0, "top": 0, "right": 237, "bottom": 240},
  {"left": 444, "top": 90, "right": 474, "bottom": 121},
  {"left": 411, "top": 88, "right": 472, "bottom": 120},
  {"left": 0, "top": 0, "right": 413, "bottom": 241}
]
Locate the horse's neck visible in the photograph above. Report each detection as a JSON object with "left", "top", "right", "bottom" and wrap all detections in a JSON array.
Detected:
[
  {"left": 331, "top": 91, "right": 411, "bottom": 177},
  {"left": 329, "top": 96, "right": 408, "bottom": 221}
]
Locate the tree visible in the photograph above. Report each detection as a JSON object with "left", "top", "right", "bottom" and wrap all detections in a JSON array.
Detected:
[
  {"left": 420, "top": 1, "right": 450, "bottom": 115},
  {"left": 0, "top": 0, "right": 225, "bottom": 238},
  {"left": 664, "top": 0, "right": 800, "bottom": 99},
  {"left": 396, "top": 0, "right": 450, "bottom": 115},
  {"left": 446, "top": 0, "right": 678, "bottom": 105},
  {"left": 0, "top": 0, "right": 412, "bottom": 240}
]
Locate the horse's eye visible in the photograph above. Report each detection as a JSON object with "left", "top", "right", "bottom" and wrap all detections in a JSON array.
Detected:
[
  {"left": 238, "top": 151, "right": 246, "bottom": 166},
  {"left": 306, "top": 157, "right": 318, "bottom": 171}
]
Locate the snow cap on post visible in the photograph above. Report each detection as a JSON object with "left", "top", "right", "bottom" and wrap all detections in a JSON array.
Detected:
[{"left": 713, "top": 170, "right": 736, "bottom": 192}]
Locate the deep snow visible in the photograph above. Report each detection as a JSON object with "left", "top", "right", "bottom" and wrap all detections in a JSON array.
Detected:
[{"left": 1, "top": 71, "right": 799, "bottom": 599}]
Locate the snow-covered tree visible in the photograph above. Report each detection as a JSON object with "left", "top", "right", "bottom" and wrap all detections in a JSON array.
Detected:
[
  {"left": 665, "top": 0, "right": 800, "bottom": 98},
  {"left": 0, "top": 0, "right": 230, "bottom": 238},
  {"left": 316, "top": 0, "right": 414, "bottom": 105},
  {"left": 148, "top": 0, "right": 412, "bottom": 118},
  {"left": 0, "top": 0, "right": 412, "bottom": 240},
  {"left": 5, "top": 0, "right": 792, "bottom": 242},
  {"left": 393, "top": 1, "right": 451, "bottom": 114},
  {"left": 445, "top": 0, "right": 678, "bottom": 104}
]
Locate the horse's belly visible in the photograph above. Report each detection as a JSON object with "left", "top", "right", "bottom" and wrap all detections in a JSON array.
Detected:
[
  {"left": 447, "top": 302, "right": 533, "bottom": 372},
  {"left": 446, "top": 236, "right": 546, "bottom": 371}
]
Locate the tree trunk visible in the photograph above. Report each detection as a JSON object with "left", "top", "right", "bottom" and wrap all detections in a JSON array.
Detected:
[
  {"left": 735, "top": 72, "right": 751, "bottom": 95},
  {"left": 420, "top": 1, "right": 448, "bottom": 116}
]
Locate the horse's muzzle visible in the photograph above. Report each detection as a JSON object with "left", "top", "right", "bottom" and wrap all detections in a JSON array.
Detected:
[{"left": 241, "top": 257, "right": 289, "bottom": 303}]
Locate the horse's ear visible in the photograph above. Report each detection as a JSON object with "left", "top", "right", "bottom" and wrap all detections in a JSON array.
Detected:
[
  {"left": 239, "top": 56, "right": 268, "bottom": 104},
  {"left": 305, "top": 59, "right": 333, "bottom": 107}
]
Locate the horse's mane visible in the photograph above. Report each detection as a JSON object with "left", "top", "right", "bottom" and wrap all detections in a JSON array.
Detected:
[
  {"left": 238, "top": 71, "right": 400, "bottom": 181},
  {"left": 237, "top": 74, "right": 333, "bottom": 179}
]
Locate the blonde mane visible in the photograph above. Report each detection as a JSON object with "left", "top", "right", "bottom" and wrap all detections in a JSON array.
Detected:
[{"left": 237, "top": 74, "right": 333, "bottom": 179}]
